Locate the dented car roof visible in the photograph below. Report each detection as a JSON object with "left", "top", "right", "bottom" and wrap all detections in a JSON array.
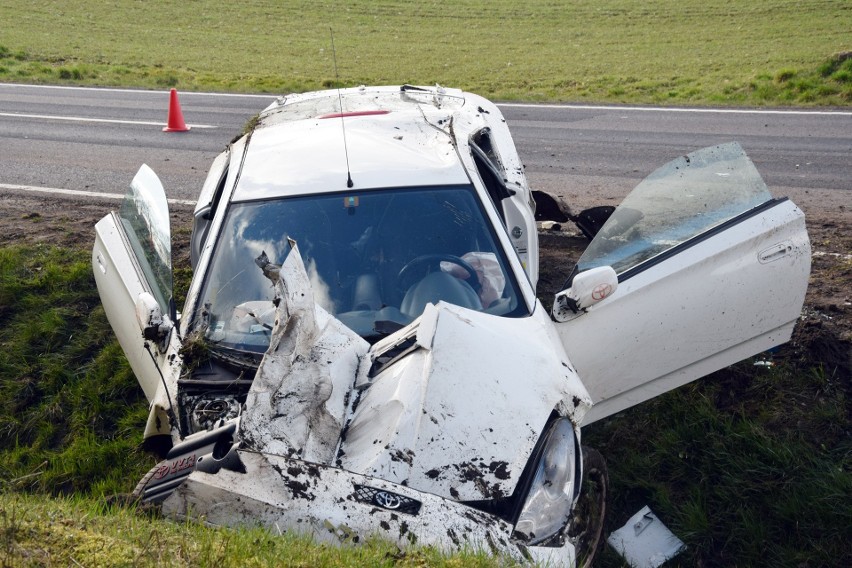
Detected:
[{"left": 232, "top": 86, "right": 475, "bottom": 202}]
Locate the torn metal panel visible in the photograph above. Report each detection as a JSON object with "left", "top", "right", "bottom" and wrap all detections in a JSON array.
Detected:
[
  {"left": 340, "top": 301, "right": 592, "bottom": 501},
  {"left": 239, "top": 245, "right": 369, "bottom": 464}
]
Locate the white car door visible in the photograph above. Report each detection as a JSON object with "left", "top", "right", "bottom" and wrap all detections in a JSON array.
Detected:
[
  {"left": 92, "top": 165, "right": 173, "bottom": 401},
  {"left": 553, "top": 143, "right": 811, "bottom": 425}
]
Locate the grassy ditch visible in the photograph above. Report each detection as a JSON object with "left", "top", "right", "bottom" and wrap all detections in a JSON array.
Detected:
[
  {"left": 0, "top": 493, "right": 499, "bottom": 567},
  {"left": 0, "top": 244, "right": 154, "bottom": 496},
  {"left": 587, "top": 359, "right": 850, "bottom": 567},
  {"left": 0, "top": 238, "right": 849, "bottom": 566},
  {"left": 0, "top": 0, "right": 850, "bottom": 105}
]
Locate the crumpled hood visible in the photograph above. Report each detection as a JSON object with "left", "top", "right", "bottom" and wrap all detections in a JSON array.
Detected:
[
  {"left": 338, "top": 302, "right": 591, "bottom": 501},
  {"left": 238, "top": 245, "right": 370, "bottom": 464},
  {"left": 238, "top": 246, "right": 591, "bottom": 503}
]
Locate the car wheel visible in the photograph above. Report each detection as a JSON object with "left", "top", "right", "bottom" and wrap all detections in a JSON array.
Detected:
[
  {"left": 131, "top": 462, "right": 164, "bottom": 502},
  {"left": 569, "top": 446, "right": 608, "bottom": 568}
]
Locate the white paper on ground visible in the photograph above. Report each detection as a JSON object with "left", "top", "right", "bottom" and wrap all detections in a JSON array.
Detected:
[{"left": 607, "top": 505, "right": 686, "bottom": 568}]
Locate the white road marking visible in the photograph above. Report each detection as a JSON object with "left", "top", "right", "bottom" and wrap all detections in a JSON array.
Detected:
[
  {"left": 0, "top": 111, "right": 217, "bottom": 128},
  {"left": 2, "top": 82, "right": 850, "bottom": 115},
  {"left": 0, "top": 182, "right": 196, "bottom": 206},
  {"left": 497, "top": 103, "right": 852, "bottom": 116}
]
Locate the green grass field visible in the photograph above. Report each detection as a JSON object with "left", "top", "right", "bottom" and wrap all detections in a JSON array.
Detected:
[
  {"left": 0, "top": 492, "right": 500, "bottom": 567},
  {"left": 0, "top": 0, "right": 850, "bottom": 105}
]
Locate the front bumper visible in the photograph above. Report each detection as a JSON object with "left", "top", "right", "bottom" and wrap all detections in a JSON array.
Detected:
[{"left": 161, "top": 449, "right": 575, "bottom": 566}]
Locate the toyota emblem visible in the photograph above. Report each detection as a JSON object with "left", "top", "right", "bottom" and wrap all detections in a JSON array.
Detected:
[
  {"left": 591, "top": 283, "right": 613, "bottom": 301},
  {"left": 374, "top": 491, "right": 402, "bottom": 509}
]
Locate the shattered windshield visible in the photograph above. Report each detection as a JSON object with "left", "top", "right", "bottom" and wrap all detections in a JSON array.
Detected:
[
  {"left": 195, "top": 185, "right": 526, "bottom": 350},
  {"left": 576, "top": 142, "right": 773, "bottom": 276}
]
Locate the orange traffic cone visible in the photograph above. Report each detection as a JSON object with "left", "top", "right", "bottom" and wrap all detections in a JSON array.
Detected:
[{"left": 163, "top": 88, "right": 190, "bottom": 132}]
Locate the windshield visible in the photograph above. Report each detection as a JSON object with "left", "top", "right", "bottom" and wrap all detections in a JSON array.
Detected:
[
  {"left": 575, "top": 142, "right": 773, "bottom": 276},
  {"left": 196, "top": 185, "right": 526, "bottom": 350}
]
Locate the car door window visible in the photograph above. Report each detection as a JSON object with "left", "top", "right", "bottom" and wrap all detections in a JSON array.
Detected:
[
  {"left": 575, "top": 142, "right": 774, "bottom": 278},
  {"left": 117, "top": 165, "right": 173, "bottom": 312}
]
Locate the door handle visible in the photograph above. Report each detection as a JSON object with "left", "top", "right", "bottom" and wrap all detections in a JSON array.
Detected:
[
  {"left": 96, "top": 251, "right": 107, "bottom": 274},
  {"left": 758, "top": 241, "right": 793, "bottom": 264}
]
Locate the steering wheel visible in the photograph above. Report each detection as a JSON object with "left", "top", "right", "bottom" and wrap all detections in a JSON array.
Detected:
[{"left": 397, "top": 254, "right": 481, "bottom": 294}]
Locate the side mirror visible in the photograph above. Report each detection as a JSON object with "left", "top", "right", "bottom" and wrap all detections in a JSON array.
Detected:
[
  {"left": 135, "top": 292, "right": 174, "bottom": 348},
  {"left": 552, "top": 266, "right": 618, "bottom": 322}
]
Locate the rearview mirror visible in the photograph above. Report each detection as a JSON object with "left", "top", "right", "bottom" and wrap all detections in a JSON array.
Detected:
[{"left": 552, "top": 266, "right": 618, "bottom": 322}]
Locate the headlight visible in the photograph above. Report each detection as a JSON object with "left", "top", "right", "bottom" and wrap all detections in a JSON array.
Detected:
[{"left": 513, "top": 418, "right": 580, "bottom": 545}]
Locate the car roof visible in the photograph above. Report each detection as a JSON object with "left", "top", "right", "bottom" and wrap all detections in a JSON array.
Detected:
[{"left": 232, "top": 86, "right": 479, "bottom": 202}]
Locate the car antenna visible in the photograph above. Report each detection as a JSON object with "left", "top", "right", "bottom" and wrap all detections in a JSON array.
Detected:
[{"left": 330, "top": 28, "right": 354, "bottom": 188}]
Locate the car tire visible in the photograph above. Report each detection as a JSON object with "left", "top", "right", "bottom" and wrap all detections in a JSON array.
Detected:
[
  {"left": 131, "top": 462, "right": 164, "bottom": 502},
  {"left": 569, "top": 446, "right": 608, "bottom": 568}
]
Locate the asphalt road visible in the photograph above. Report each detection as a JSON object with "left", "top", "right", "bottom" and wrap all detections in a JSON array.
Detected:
[{"left": 1, "top": 83, "right": 850, "bottom": 217}]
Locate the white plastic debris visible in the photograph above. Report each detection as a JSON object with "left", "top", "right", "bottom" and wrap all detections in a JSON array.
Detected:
[{"left": 607, "top": 506, "right": 686, "bottom": 568}]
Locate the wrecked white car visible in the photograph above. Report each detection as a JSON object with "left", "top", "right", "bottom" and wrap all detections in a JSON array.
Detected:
[{"left": 92, "top": 85, "right": 810, "bottom": 566}]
